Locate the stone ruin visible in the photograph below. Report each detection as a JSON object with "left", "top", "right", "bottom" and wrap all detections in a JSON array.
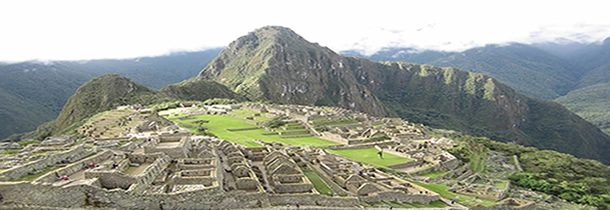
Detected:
[{"left": 0, "top": 103, "right": 471, "bottom": 209}]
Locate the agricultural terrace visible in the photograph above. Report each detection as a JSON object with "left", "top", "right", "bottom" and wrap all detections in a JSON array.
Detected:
[
  {"left": 413, "top": 181, "right": 498, "bottom": 207},
  {"left": 165, "top": 107, "right": 337, "bottom": 148},
  {"left": 326, "top": 147, "right": 414, "bottom": 169}
]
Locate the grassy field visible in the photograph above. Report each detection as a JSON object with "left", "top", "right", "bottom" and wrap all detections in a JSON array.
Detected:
[
  {"left": 414, "top": 181, "right": 498, "bottom": 207},
  {"left": 167, "top": 109, "right": 337, "bottom": 148},
  {"left": 303, "top": 170, "right": 334, "bottom": 196},
  {"left": 326, "top": 147, "right": 413, "bottom": 168}
]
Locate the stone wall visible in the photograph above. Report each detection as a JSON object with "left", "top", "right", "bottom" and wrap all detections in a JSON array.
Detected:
[
  {"left": 0, "top": 181, "right": 90, "bottom": 208},
  {"left": 85, "top": 171, "right": 136, "bottom": 190},
  {"left": 0, "top": 180, "right": 440, "bottom": 209},
  {"left": 127, "top": 154, "right": 170, "bottom": 194},
  {"left": 359, "top": 191, "right": 440, "bottom": 204},
  {"left": 267, "top": 194, "right": 359, "bottom": 207},
  {"left": 0, "top": 145, "right": 93, "bottom": 180},
  {"left": 35, "top": 150, "right": 114, "bottom": 183},
  {"left": 273, "top": 182, "right": 313, "bottom": 193}
]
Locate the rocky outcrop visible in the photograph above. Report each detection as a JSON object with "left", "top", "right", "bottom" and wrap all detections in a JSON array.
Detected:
[{"left": 198, "top": 26, "right": 388, "bottom": 116}]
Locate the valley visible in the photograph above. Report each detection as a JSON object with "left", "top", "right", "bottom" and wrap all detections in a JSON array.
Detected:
[{"left": 0, "top": 25, "right": 608, "bottom": 210}]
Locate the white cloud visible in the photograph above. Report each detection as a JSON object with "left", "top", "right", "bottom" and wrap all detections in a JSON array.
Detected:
[{"left": 0, "top": 0, "right": 609, "bottom": 61}]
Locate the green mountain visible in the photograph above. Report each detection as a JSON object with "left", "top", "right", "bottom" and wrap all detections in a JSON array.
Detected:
[
  {"left": 28, "top": 73, "right": 243, "bottom": 139},
  {"left": 355, "top": 62, "right": 609, "bottom": 163},
  {"left": 52, "top": 74, "right": 159, "bottom": 133},
  {"left": 159, "top": 79, "right": 244, "bottom": 101},
  {"left": 537, "top": 38, "right": 610, "bottom": 135},
  {"left": 0, "top": 49, "right": 220, "bottom": 139},
  {"left": 347, "top": 40, "right": 610, "bottom": 137},
  {"left": 0, "top": 88, "right": 55, "bottom": 138},
  {"left": 556, "top": 83, "right": 610, "bottom": 134},
  {"left": 197, "top": 26, "right": 388, "bottom": 116},
  {"left": 348, "top": 44, "right": 579, "bottom": 99},
  {"left": 189, "top": 26, "right": 610, "bottom": 163}
]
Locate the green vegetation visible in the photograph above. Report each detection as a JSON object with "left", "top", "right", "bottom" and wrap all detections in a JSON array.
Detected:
[
  {"left": 494, "top": 180, "right": 509, "bottom": 189},
  {"left": 450, "top": 135, "right": 610, "bottom": 209},
  {"left": 0, "top": 149, "right": 21, "bottom": 155},
  {"left": 509, "top": 150, "right": 610, "bottom": 209},
  {"left": 556, "top": 83, "right": 610, "bottom": 135},
  {"left": 187, "top": 25, "right": 610, "bottom": 164},
  {"left": 326, "top": 147, "right": 412, "bottom": 168},
  {"left": 17, "top": 139, "right": 39, "bottom": 146},
  {"left": 376, "top": 62, "right": 610, "bottom": 164},
  {"left": 167, "top": 110, "right": 336, "bottom": 148},
  {"left": 203, "top": 98, "right": 240, "bottom": 105},
  {"left": 311, "top": 118, "right": 358, "bottom": 127},
  {"left": 263, "top": 116, "right": 287, "bottom": 129},
  {"left": 448, "top": 137, "right": 488, "bottom": 173},
  {"left": 414, "top": 181, "right": 497, "bottom": 207},
  {"left": 53, "top": 74, "right": 161, "bottom": 135},
  {"left": 159, "top": 79, "right": 242, "bottom": 102},
  {"left": 364, "top": 44, "right": 578, "bottom": 99},
  {"left": 17, "top": 166, "right": 59, "bottom": 181},
  {"left": 303, "top": 170, "right": 333, "bottom": 196}
]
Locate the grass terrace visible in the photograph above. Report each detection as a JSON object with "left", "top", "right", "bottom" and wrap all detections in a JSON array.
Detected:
[
  {"left": 413, "top": 181, "right": 498, "bottom": 207},
  {"left": 420, "top": 170, "right": 449, "bottom": 179},
  {"left": 310, "top": 118, "right": 359, "bottom": 127},
  {"left": 326, "top": 147, "right": 413, "bottom": 169},
  {"left": 166, "top": 108, "right": 337, "bottom": 148},
  {"left": 17, "top": 166, "right": 61, "bottom": 181},
  {"left": 303, "top": 170, "right": 334, "bottom": 196},
  {"left": 0, "top": 149, "right": 21, "bottom": 156}
]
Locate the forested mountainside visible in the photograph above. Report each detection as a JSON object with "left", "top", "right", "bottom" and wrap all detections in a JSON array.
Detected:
[
  {"left": 0, "top": 49, "right": 220, "bottom": 139},
  {"left": 344, "top": 39, "right": 610, "bottom": 136}
]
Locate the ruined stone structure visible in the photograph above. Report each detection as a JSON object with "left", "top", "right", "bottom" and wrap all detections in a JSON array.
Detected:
[{"left": 0, "top": 103, "right": 473, "bottom": 209}]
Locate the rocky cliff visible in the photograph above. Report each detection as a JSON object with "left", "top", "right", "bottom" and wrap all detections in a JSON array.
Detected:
[{"left": 197, "top": 26, "right": 388, "bottom": 116}]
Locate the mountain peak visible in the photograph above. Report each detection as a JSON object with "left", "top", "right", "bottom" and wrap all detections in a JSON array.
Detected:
[
  {"left": 253, "top": 25, "right": 298, "bottom": 36},
  {"left": 226, "top": 26, "right": 312, "bottom": 52},
  {"left": 52, "top": 74, "right": 157, "bottom": 133},
  {"left": 197, "top": 26, "right": 388, "bottom": 116}
]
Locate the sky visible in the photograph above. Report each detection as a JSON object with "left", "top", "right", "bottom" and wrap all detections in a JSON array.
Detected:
[{"left": 0, "top": 0, "right": 609, "bottom": 61}]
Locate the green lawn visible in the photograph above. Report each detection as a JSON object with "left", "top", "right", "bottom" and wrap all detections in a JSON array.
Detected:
[
  {"left": 167, "top": 110, "right": 337, "bottom": 148},
  {"left": 303, "top": 170, "right": 334, "bottom": 195},
  {"left": 413, "top": 181, "right": 498, "bottom": 207},
  {"left": 326, "top": 147, "right": 413, "bottom": 168},
  {"left": 469, "top": 152, "right": 487, "bottom": 173}
]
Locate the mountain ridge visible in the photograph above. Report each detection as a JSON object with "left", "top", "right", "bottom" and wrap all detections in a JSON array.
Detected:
[
  {"left": 7, "top": 26, "right": 610, "bottom": 163},
  {"left": 190, "top": 26, "right": 610, "bottom": 163},
  {"left": 0, "top": 49, "right": 221, "bottom": 139}
]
